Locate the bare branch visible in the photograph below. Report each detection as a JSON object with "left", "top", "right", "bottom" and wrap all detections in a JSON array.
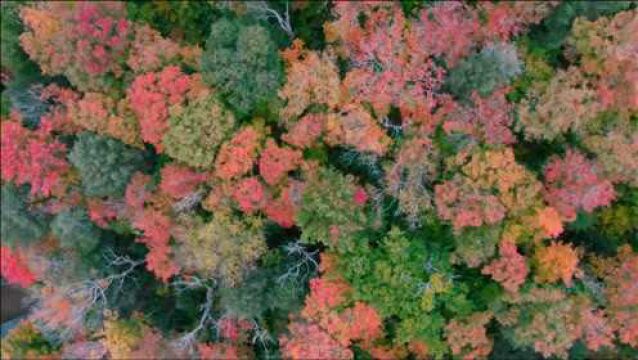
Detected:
[
  {"left": 276, "top": 241, "right": 318, "bottom": 286},
  {"left": 175, "top": 285, "right": 216, "bottom": 351},
  {"left": 246, "top": 1, "right": 294, "bottom": 38}
]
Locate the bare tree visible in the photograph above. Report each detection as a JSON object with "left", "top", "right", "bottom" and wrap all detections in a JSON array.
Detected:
[
  {"left": 247, "top": 1, "right": 294, "bottom": 39},
  {"left": 276, "top": 241, "right": 318, "bottom": 286},
  {"left": 174, "top": 277, "right": 217, "bottom": 352}
]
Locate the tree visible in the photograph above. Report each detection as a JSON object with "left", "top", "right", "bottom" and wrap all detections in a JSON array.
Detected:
[
  {"left": 328, "top": 2, "right": 445, "bottom": 126},
  {"left": 163, "top": 94, "right": 235, "bottom": 169},
  {"left": 0, "top": 320, "right": 59, "bottom": 359},
  {"left": 442, "top": 87, "right": 516, "bottom": 146},
  {"left": 68, "top": 132, "right": 145, "bottom": 198},
  {"left": 543, "top": 149, "right": 616, "bottom": 222},
  {"left": 482, "top": 241, "right": 528, "bottom": 294},
  {"left": 385, "top": 136, "right": 439, "bottom": 227},
  {"left": 174, "top": 213, "right": 266, "bottom": 286},
  {"left": 19, "top": 2, "right": 131, "bottom": 91},
  {"left": 51, "top": 208, "right": 101, "bottom": 255},
  {"left": 1, "top": 246, "right": 36, "bottom": 287},
  {"left": 127, "top": 66, "right": 207, "bottom": 151},
  {"left": 445, "top": 312, "right": 493, "bottom": 360},
  {"left": 1, "top": 114, "right": 70, "bottom": 197},
  {"left": 534, "top": 242, "right": 580, "bottom": 286},
  {"left": 201, "top": 18, "right": 283, "bottom": 117},
  {"left": 232, "top": 177, "right": 266, "bottom": 215},
  {"left": 279, "top": 40, "right": 341, "bottom": 123},
  {"left": 126, "top": 25, "right": 196, "bottom": 74},
  {"left": 158, "top": 164, "right": 207, "bottom": 200},
  {"left": 214, "top": 126, "right": 263, "bottom": 180},
  {"left": 259, "top": 139, "right": 302, "bottom": 186},
  {"left": 297, "top": 167, "right": 367, "bottom": 250},
  {"left": 444, "top": 43, "right": 522, "bottom": 103},
  {"left": 132, "top": 208, "right": 179, "bottom": 282},
  {"left": 1, "top": 183, "right": 48, "bottom": 247}
]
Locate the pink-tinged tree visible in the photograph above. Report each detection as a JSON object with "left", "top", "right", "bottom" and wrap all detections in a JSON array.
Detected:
[
  {"left": 535, "top": 207, "right": 564, "bottom": 239},
  {"left": 132, "top": 209, "right": 179, "bottom": 282},
  {"left": 604, "top": 251, "right": 638, "bottom": 347},
  {"left": 86, "top": 198, "right": 124, "bottom": 228},
  {"left": 478, "top": 1, "right": 557, "bottom": 41},
  {"left": 385, "top": 136, "right": 439, "bottom": 227},
  {"left": 327, "top": 2, "right": 445, "bottom": 127},
  {"left": 324, "top": 105, "right": 391, "bottom": 155},
  {"left": 435, "top": 147, "right": 545, "bottom": 232},
  {"left": 126, "top": 25, "right": 183, "bottom": 74},
  {"left": 125, "top": 173, "right": 153, "bottom": 213},
  {"left": 282, "top": 113, "right": 324, "bottom": 149},
  {"left": 409, "top": 1, "right": 480, "bottom": 66},
  {"left": 1, "top": 114, "right": 70, "bottom": 197},
  {"left": 482, "top": 241, "right": 528, "bottom": 294},
  {"left": 1, "top": 246, "right": 36, "bottom": 287},
  {"left": 580, "top": 309, "right": 615, "bottom": 352},
  {"left": 264, "top": 180, "right": 304, "bottom": 228},
  {"left": 159, "top": 164, "right": 207, "bottom": 200},
  {"left": 127, "top": 66, "right": 207, "bottom": 151},
  {"left": 442, "top": 87, "right": 516, "bottom": 146},
  {"left": 19, "top": 2, "right": 131, "bottom": 91},
  {"left": 232, "top": 177, "right": 266, "bottom": 215},
  {"left": 214, "top": 126, "right": 263, "bottom": 181},
  {"left": 259, "top": 140, "right": 303, "bottom": 186},
  {"left": 445, "top": 312, "right": 494, "bottom": 360},
  {"left": 279, "top": 40, "right": 342, "bottom": 123},
  {"left": 280, "top": 321, "right": 353, "bottom": 360},
  {"left": 543, "top": 150, "right": 616, "bottom": 222},
  {"left": 435, "top": 179, "right": 505, "bottom": 230}
]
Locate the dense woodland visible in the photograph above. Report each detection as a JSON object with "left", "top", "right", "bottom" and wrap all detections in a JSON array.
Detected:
[{"left": 0, "top": 1, "right": 637, "bottom": 359}]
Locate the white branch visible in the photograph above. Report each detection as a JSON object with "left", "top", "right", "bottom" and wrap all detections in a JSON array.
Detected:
[
  {"left": 247, "top": 1, "right": 294, "bottom": 38},
  {"left": 176, "top": 285, "right": 216, "bottom": 351},
  {"left": 276, "top": 241, "right": 318, "bottom": 286}
]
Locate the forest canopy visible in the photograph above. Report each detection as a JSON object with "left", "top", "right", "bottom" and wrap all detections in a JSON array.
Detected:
[{"left": 0, "top": 1, "right": 636, "bottom": 359}]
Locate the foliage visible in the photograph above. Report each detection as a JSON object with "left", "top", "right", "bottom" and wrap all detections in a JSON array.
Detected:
[
  {"left": 534, "top": 242, "right": 580, "bottom": 286},
  {"left": 127, "top": 66, "right": 207, "bottom": 151},
  {"left": 338, "top": 227, "right": 472, "bottom": 358},
  {"left": 543, "top": 150, "right": 616, "bottom": 222},
  {"left": 482, "top": 240, "right": 528, "bottom": 294},
  {"left": 19, "top": 2, "right": 131, "bottom": 91},
  {"left": 174, "top": 213, "right": 266, "bottom": 286},
  {"left": 126, "top": 0, "right": 217, "bottom": 45},
  {"left": 201, "top": 18, "right": 283, "bottom": 117},
  {"left": 3, "top": 3, "right": 637, "bottom": 359},
  {"left": 0, "top": 320, "right": 59, "bottom": 359},
  {"left": 158, "top": 164, "right": 206, "bottom": 200},
  {"left": 297, "top": 167, "right": 367, "bottom": 250},
  {"left": 0, "top": 1, "right": 41, "bottom": 86},
  {"left": 1, "top": 245, "right": 37, "bottom": 287},
  {"left": 163, "top": 94, "right": 235, "bottom": 168},
  {"left": 1, "top": 113, "right": 70, "bottom": 197},
  {"left": 444, "top": 42, "right": 522, "bottom": 102},
  {"left": 51, "top": 208, "right": 100, "bottom": 255},
  {"left": 1, "top": 183, "right": 48, "bottom": 247},
  {"left": 69, "top": 132, "right": 145, "bottom": 198},
  {"left": 259, "top": 139, "right": 302, "bottom": 186}
]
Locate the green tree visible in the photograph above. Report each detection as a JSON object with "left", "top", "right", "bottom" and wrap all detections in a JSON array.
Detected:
[
  {"left": 68, "top": 132, "right": 145, "bottom": 198},
  {"left": 163, "top": 95, "right": 236, "bottom": 169},
  {"left": 0, "top": 183, "right": 48, "bottom": 247},
  {"left": 444, "top": 42, "right": 522, "bottom": 102},
  {"left": 51, "top": 208, "right": 100, "bottom": 255},
  {"left": 201, "top": 18, "right": 283, "bottom": 117}
]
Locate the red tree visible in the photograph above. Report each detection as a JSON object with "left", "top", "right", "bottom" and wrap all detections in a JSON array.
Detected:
[
  {"left": 159, "top": 164, "right": 207, "bottom": 200},
  {"left": 1, "top": 246, "right": 36, "bottom": 288},
  {"left": 544, "top": 150, "right": 616, "bottom": 221}
]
